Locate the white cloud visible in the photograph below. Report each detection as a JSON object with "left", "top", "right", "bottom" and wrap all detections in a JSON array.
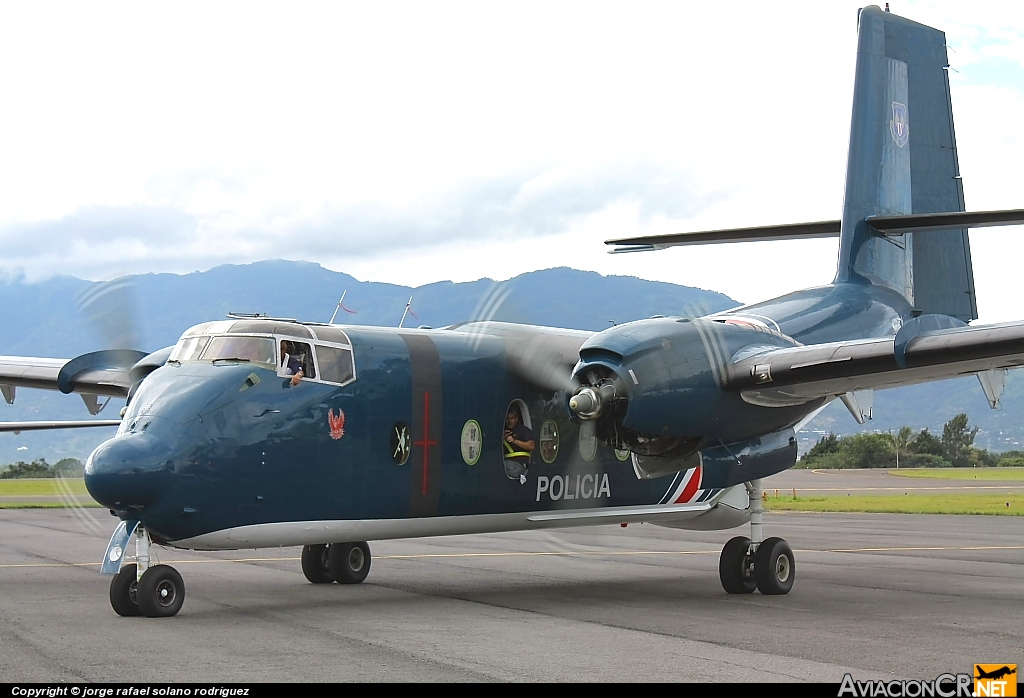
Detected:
[{"left": 0, "top": 1, "right": 1021, "bottom": 322}]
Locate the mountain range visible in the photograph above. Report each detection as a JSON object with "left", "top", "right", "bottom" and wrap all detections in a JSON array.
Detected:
[{"left": 1, "top": 260, "right": 1020, "bottom": 465}]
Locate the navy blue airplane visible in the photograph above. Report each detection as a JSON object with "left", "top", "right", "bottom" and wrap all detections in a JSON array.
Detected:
[{"left": 4, "top": 5, "right": 1024, "bottom": 618}]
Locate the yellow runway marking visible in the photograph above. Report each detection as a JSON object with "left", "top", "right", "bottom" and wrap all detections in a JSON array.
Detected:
[{"left": 4, "top": 545, "right": 1023, "bottom": 570}]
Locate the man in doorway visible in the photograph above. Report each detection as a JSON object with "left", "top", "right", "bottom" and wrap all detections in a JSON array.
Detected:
[{"left": 503, "top": 407, "right": 535, "bottom": 485}]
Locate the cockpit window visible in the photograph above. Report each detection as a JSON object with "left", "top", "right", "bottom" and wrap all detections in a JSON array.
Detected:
[
  {"left": 314, "top": 344, "right": 355, "bottom": 385},
  {"left": 203, "top": 336, "right": 276, "bottom": 367},
  {"left": 169, "top": 335, "right": 210, "bottom": 363}
]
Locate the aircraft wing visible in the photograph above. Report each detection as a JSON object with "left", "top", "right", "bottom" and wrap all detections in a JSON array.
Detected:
[
  {"left": 0, "top": 350, "right": 148, "bottom": 428},
  {"left": 723, "top": 319, "right": 1024, "bottom": 407}
]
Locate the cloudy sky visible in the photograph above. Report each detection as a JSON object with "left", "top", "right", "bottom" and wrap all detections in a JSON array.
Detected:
[{"left": 1, "top": 1, "right": 1022, "bottom": 322}]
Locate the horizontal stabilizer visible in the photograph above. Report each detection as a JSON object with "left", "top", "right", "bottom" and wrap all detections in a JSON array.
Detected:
[
  {"left": 606, "top": 208, "right": 1024, "bottom": 253},
  {"left": 867, "top": 209, "right": 1024, "bottom": 235},
  {"left": 606, "top": 220, "right": 841, "bottom": 252}
]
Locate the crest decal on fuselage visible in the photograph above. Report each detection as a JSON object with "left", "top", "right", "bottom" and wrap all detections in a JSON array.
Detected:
[
  {"left": 890, "top": 101, "right": 909, "bottom": 148},
  {"left": 327, "top": 408, "right": 346, "bottom": 440}
]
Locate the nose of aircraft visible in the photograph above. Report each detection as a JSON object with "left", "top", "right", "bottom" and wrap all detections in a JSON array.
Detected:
[{"left": 85, "top": 428, "right": 177, "bottom": 512}]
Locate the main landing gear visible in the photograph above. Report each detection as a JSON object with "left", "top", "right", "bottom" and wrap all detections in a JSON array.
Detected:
[
  {"left": 109, "top": 526, "right": 186, "bottom": 617},
  {"left": 301, "top": 542, "right": 371, "bottom": 585},
  {"left": 719, "top": 479, "right": 795, "bottom": 596}
]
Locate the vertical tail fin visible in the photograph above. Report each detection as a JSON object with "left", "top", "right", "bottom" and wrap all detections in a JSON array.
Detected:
[{"left": 836, "top": 5, "right": 977, "bottom": 322}]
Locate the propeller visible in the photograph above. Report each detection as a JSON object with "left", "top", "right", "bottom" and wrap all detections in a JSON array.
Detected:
[
  {"left": 54, "top": 471, "right": 107, "bottom": 538},
  {"left": 75, "top": 276, "right": 143, "bottom": 353},
  {"left": 458, "top": 281, "right": 583, "bottom": 394}
]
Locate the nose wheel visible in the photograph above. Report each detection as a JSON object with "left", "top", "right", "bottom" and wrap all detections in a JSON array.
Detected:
[
  {"left": 109, "top": 563, "right": 142, "bottom": 616},
  {"left": 719, "top": 480, "right": 795, "bottom": 595},
  {"left": 137, "top": 564, "right": 186, "bottom": 617},
  {"left": 106, "top": 525, "right": 186, "bottom": 618}
]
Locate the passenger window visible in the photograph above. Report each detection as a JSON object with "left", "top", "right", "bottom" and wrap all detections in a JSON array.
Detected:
[{"left": 314, "top": 345, "right": 355, "bottom": 385}]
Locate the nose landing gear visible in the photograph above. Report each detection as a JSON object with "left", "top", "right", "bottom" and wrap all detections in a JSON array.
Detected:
[
  {"left": 718, "top": 479, "right": 795, "bottom": 595},
  {"left": 107, "top": 525, "right": 186, "bottom": 618}
]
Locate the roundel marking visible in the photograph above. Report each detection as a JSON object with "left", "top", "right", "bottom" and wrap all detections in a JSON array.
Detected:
[
  {"left": 461, "top": 419, "right": 483, "bottom": 466},
  {"left": 391, "top": 422, "right": 411, "bottom": 465},
  {"left": 539, "top": 420, "right": 559, "bottom": 464}
]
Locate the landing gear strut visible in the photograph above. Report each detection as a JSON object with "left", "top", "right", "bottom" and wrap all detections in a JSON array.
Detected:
[
  {"left": 108, "top": 525, "right": 186, "bottom": 617},
  {"left": 719, "top": 479, "right": 795, "bottom": 595}
]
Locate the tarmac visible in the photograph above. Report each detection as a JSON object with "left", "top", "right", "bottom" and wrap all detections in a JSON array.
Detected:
[{"left": 0, "top": 469, "right": 1022, "bottom": 682}]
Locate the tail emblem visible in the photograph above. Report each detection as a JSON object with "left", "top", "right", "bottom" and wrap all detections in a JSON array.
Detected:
[
  {"left": 327, "top": 409, "right": 346, "bottom": 440},
  {"left": 890, "top": 102, "right": 909, "bottom": 147}
]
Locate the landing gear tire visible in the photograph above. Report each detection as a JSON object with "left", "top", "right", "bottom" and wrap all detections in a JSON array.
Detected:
[
  {"left": 301, "top": 544, "right": 335, "bottom": 584},
  {"left": 109, "top": 563, "right": 142, "bottom": 617},
  {"left": 137, "top": 564, "right": 186, "bottom": 617},
  {"left": 754, "top": 537, "right": 795, "bottom": 595},
  {"left": 328, "top": 542, "right": 371, "bottom": 584},
  {"left": 719, "top": 536, "right": 756, "bottom": 594}
]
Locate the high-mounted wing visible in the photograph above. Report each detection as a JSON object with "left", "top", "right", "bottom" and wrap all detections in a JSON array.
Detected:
[
  {"left": 0, "top": 349, "right": 148, "bottom": 431},
  {"left": 724, "top": 317, "right": 1024, "bottom": 408}
]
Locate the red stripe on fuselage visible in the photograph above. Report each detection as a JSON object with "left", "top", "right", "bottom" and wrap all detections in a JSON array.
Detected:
[
  {"left": 413, "top": 391, "right": 438, "bottom": 496},
  {"left": 674, "top": 466, "right": 702, "bottom": 503}
]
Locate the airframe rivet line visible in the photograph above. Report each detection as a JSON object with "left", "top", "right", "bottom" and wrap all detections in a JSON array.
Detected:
[{"left": 3, "top": 545, "right": 1023, "bottom": 569}]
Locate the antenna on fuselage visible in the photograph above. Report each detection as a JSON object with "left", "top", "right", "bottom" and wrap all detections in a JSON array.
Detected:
[
  {"left": 398, "top": 296, "right": 417, "bottom": 328},
  {"left": 328, "top": 290, "right": 357, "bottom": 324}
]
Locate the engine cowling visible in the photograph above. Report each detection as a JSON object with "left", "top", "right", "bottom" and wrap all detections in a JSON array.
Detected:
[{"left": 569, "top": 316, "right": 803, "bottom": 458}]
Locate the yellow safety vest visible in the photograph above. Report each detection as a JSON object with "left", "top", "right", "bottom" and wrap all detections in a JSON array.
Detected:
[{"left": 503, "top": 440, "right": 530, "bottom": 460}]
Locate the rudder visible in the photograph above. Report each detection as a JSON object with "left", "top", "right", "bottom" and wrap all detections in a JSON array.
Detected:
[{"left": 835, "top": 5, "right": 977, "bottom": 322}]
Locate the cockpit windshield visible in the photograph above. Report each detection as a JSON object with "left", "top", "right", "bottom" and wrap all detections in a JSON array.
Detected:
[
  {"left": 168, "top": 336, "right": 209, "bottom": 363},
  {"left": 203, "top": 336, "right": 276, "bottom": 367},
  {"left": 166, "top": 321, "right": 356, "bottom": 385}
]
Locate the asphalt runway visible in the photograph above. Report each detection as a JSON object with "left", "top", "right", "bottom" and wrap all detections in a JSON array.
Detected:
[{"left": 2, "top": 503, "right": 1022, "bottom": 683}]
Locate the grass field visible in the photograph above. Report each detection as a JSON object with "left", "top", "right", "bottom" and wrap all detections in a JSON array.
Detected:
[
  {"left": 768, "top": 492, "right": 1024, "bottom": 516},
  {"left": 0, "top": 478, "right": 91, "bottom": 495},
  {"left": 887, "top": 467, "right": 1024, "bottom": 481},
  {"left": 0, "top": 477, "right": 101, "bottom": 508}
]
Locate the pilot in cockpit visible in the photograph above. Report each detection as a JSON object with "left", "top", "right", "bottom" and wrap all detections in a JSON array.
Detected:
[{"left": 280, "top": 340, "right": 304, "bottom": 386}]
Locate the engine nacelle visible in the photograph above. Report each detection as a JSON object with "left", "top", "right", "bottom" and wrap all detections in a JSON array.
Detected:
[
  {"left": 633, "top": 429, "right": 798, "bottom": 489},
  {"left": 570, "top": 316, "right": 805, "bottom": 457}
]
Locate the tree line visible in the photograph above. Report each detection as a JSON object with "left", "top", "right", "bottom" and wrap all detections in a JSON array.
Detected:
[
  {"left": 0, "top": 457, "right": 84, "bottom": 479},
  {"left": 799, "top": 413, "right": 1024, "bottom": 469}
]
